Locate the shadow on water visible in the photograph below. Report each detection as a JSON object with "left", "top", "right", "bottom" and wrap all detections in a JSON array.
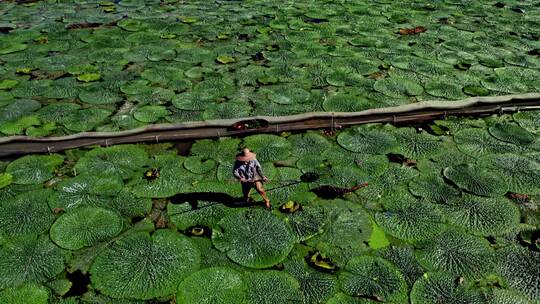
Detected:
[
  {"left": 65, "top": 270, "right": 90, "bottom": 297},
  {"left": 170, "top": 192, "right": 253, "bottom": 208}
]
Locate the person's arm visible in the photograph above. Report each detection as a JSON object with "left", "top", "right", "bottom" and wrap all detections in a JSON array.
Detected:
[{"left": 254, "top": 160, "right": 268, "bottom": 181}]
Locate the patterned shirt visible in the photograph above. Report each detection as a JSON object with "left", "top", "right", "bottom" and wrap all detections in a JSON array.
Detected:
[{"left": 233, "top": 159, "right": 264, "bottom": 181}]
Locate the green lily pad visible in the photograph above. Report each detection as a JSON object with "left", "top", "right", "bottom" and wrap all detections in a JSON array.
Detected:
[
  {"left": 90, "top": 229, "right": 200, "bottom": 300},
  {"left": 0, "top": 79, "right": 19, "bottom": 90},
  {"left": 6, "top": 154, "right": 64, "bottom": 185},
  {"left": 76, "top": 73, "right": 101, "bottom": 82},
  {"left": 0, "top": 284, "right": 50, "bottom": 304},
  {"left": 0, "top": 189, "right": 54, "bottom": 237},
  {"left": 50, "top": 207, "right": 123, "bottom": 250},
  {"left": 0, "top": 235, "right": 65, "bottom": 289},
  {"left": 212, "top": 209, "right": 295, "bottom": 269},
  {"left": 133, "top": 105, "right": 170, "bottom": 123},
  {"left": 443, "top": 164, "right": 508, "bottom": 197},
  {"left": 339, "top": 256, "right": 408, "bottom": 303},
  {"left": 416, "top": 230, "right": 495, "bottom": 279},
  {"left": 176, "top": 267, "right": 248, "bottom": 304},
  {"left": 0, "top": 173, "right": 13, "bottom": 189},
  {"left": 373, "top": 76, "right": 424, "bottom": 98},
  {"left": 216, "top": 55, "right": 236, "bottom": 64}
]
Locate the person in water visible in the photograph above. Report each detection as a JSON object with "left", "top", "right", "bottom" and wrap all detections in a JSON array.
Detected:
[{"left": 233, "top": 148, "right": 271, "bottom": 210}]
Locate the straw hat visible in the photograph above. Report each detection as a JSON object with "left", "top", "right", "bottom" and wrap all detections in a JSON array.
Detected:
[{"left": 236, "top": 148, "right": 256, "bottom": 161}]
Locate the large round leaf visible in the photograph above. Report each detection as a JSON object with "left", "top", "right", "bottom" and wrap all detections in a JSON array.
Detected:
[
  {"left": 245, "top": 271, "right": 302, "bottom": 304},
  {"left": 480, "top": 154, "right": 540, "bottom": 195},
  {"left": 416, "top": 230, "right": 495, "bottom": 279},
  {"left": 168, "top": 201, "right": 237, "bottom": 231},
  {"left": 373, "top": 76, "right": 424, "bottom": 98},
  {"left": 408, "top": 174, "right": 460, "bottom": 204},
  {"left": 440, "top": 194, "right": 520, "bottom": 236},
  {"left": 212, "top": 209, "right": 295, "bottom": 269},
  {"left": 393, "top": 128, "right": 443, "bottom": 160},
  {"left": 50, "top": 207, "right": 123, "bottom": 250},
  {"left": 410, "top": 272, "right": 484, "bottom": 304},
  {"left": 284, "top": 259, "right": 339, "bottom": 304},
  {"left": 0, "top": 235, "right": 65, "bottom": 289},
  {"left": 306, "top": 200, "right": 372, "bottom": 267},
  {"left": 74, "top": 145, "right": 148, "bottom": 179},
  {"left": 243, "top": 134, "right": 292, "bottom": 162},
  {"left": 337, "top": 125, "right": 397, "bottom": 154},
  {"left": 339, "top": 256, "right": 408, "bottom": 303},
  {"left": 454, "top": 128, "right": 518, "bottom": 157},
  {"left": 129, "top": 154, "right": 195, "bottom": 198},
  {"left": 288, "top": 131, "right": 332, "bottom": 156},
  {"left": 0, "top": 284, "right": 49, "bottom": 304},
  {"left": 48, "top": 173, "right": 124, "bottom": 211},
  {"left": 378, "top": 246, "right": 425, "bottom": 288},
  {"left": 0, "top": 189, "right": 54, "bottom": 237},
  {"left": 375, "top": 200, "right": 446, "bottom": 242},
  {"left": 497, "top": 245, "right": 540, "bottom": 303},
  {"left": 6, "top": 154, "right": 64, "bottom": 185},
  {"left": 176, "top": 267, "right": 248, "bottom": 304},
  {"left": 443, "top": 164, "right": 508, "bottom": 197},
  {"left": 90, "top": 229, "right": 200, "bottom": 300},
  {"left": 488, "top": 123, "right": 535, "bottom": 145}
]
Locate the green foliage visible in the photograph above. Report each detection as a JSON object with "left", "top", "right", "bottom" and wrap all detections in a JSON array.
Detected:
[
  {"left": 168, "top": 201, "right": 237, "bottom": 230},
  {"left": 50, "top": 207, "right": 123, "bottom": 250},
  {"left": 90, "top": 229, "right": 200, "bottom": 300},
  {"left": 74, "top": 145, "right": 148, "bottom": 179},
  {"left": 48, "top": 173, "right": 124, "bottom": 211},
  {"left": 176, "top": 267, "right": 248, "bottom": 304},
  {"left": 284, "top": 258, "right": 339, "bottom": 304},
  {"left": 416, "top": 230, "right": 496, "bottom": 279},
  {"left": 393, "top": 128, "right": 443, "bottom": 160},
  {"left": 128, "top": 154, "right": 195, "bottom": 198},
  {"left": 283, "top": 206, "right": 326, "bottom": 242},
  {"left": 0, "top": 173, "right": 13, "bottom": 189},
  {"left": 306, "top": 200, "right": 372, "bottom": 267},
  {"left": 375, "top": 199, "right": 446, "bottom": 242},
  {"left": 497, "top": 245, "right": 540, "bottom": 302},
  {"left": 0, "top": 235, "right": 65, "bottom": 289},
  {"left": 410, "top": 272, "right": 485, "bottom": 304},
  {"left": 513, "top": 111, "right": 540, "bottom": 133},
  {"left": 454, "top": 128, "right": 518, "bottom": 157},
  {"left": 378, "top": 246, "right": 424, "bottom": 287},
  {"left": 246, "top": 271, "right": 303, "bottom": 304},
  {"left": 212, "top": 209, "right": 294, "bottom": 269},
  {"left": 190, "top": 138, "right": 241, "bottom": 163},
  {"left": 408, "top": 173, "right": 460, "bottom": 204},
  {"left": 489, "top": 123, "right": 535, "bottom": 145},
  {"left": 133, "top": 105, "right": 170, "bottom": 123},
  {"left": 337, "top": 124, "right": 397, "bottom": 154},
  {"left": 373, "top": 76, "right": 424, "bottom": 98},
  {"left": 359, "top": 164, "right": 419, "bottom": 200},
  {"left": 339, "top": 256, "right": 408, "bottom": 303},
  {"left": 183, "top": 156, "right": 216, "bottom": 174},
  {"left": 440, "top": 194, "right": 520, "bottom": 236},
  {"left": 6, "top": 154, "right": 64, "bottom": 184},
  {"left": 481, "top": 154, "right": 540, "bottom": 194},
  {"left": 0, "top": 284, "right": 49, "bottom": 304},
  {"left": 62, "top": 108, "right": 113, "bottom": 132},
  {"left": 443, "top": 164, "right": 508, "bottom": 197},
  {"left": 483, "top": 289, "right": 531, "bottom": 304},
  {"left": 243, "top": 134, "right": 292, "bottom": 162},
  {"left": 0, "top": 189, "right": 54, "bottom": 237},
  {"left": 288, "top": 131, "right": 332, "bottom": 155}
]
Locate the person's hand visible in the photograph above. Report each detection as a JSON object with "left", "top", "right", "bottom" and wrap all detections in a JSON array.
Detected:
[
  {"left": 240, "top": 178, "right": 248, "bottom": 183},
  {"left": 262, "top": 176, "right": 269, "bottom": 182}
]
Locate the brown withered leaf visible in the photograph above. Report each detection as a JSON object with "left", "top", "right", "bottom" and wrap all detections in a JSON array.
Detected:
[{"left": 398, "top": 26, "right": 427, "bottom": 35}]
